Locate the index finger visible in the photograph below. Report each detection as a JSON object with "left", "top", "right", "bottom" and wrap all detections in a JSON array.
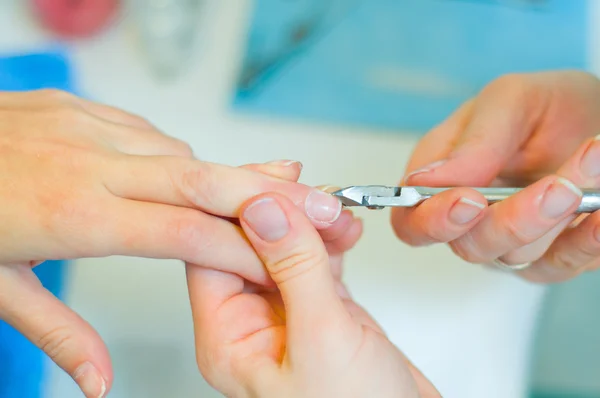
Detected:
[{"left": 102, "top": 155, "right": 342, "bottom": 228}]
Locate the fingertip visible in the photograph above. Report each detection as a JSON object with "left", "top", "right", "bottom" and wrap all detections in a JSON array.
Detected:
[
  {"left": 319, "top": 209, "right": 355, "bottom": 242},
  {"left": 391, "top": 188, "right": 486, "bottom": 246}
]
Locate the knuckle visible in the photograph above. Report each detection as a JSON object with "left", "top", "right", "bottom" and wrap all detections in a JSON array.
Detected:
[
  {"left": 502, "top": 218, "right": 534, "bottom": 247},
  {"left": 391, "top": 211, "right": 429, "bottom": 247},
  {"left": 37, "top": 88, "right": 75, "bottom": 103},
  {"left": 420, "top": 222, "right": 446, "bottom": 244},
  {"left": 267, "top": 250, "right": 327, "bottom": 284},
  {"left": 169, "top": 160, "right": 218, "bottom": 208},
  {"left": 547, "top": 249, "right": 581, "bottom": 273},
  {"left": 37, "top": 325, "right": 75, "bottom": 362},
  {"left": 44, "top": 104, "right": 91, "bottom": 133},
  {"left": 450, "top": 234, "right": 487, "bottom": 264},
  {"left": 164, "top": 214, "right": 212, "bottom": 255}
]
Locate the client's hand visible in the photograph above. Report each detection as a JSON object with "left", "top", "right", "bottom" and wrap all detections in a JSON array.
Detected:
[{"left": 186, "top": 193, "right": 440, "bottom": 398}]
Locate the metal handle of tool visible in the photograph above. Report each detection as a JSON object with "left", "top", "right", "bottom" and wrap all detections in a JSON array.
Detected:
[{"left": 412, "top": 187, "right": 600, "bottom": 213}]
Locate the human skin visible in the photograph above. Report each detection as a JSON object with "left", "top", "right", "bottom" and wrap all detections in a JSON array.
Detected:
[
  {"left": 391, "top": 71, "right": 600, "bottom": 283},
  {"left": 187, "top": 191, "right": 441, "bottom": 398},
  {"left": 0, "top": 89, "right": 344, "bottom": 397}
]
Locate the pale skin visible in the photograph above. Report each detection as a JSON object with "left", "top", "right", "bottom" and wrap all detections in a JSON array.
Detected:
[
  {"left": 186, "top": 191, "right": 440, "bottom": 398},
  {"left": 391, "top": 70, "right": 600, "bottom": 283},
  {"left": 0, "top": 89, "right": 346, "bottom": 398},
  {"left": 5, "top": 69, "right": 600, "bottom": 398},
  {"left": 188, "top": 70, "right": 600, "bottom": 398}
]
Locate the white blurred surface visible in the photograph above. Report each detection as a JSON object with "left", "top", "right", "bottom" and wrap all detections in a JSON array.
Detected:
[{"left": 1, "top": 1, "right": 598, "bottom": 397}]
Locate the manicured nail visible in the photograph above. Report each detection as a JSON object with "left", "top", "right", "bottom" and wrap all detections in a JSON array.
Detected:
[
  {"left": 316, "top": 185, "right": 342, "bottom": 194},
  {"left": 540, "top": 177, "right": 582, "bottom": 219},
  {"left": 244, "top": 198, "right": 290, "bottom": 242},
  {"left": 73, "top": 362, "right": 106, "bottom": 398},
  {"left": 403, "top": 160, "right": 447, "bottom": 184},
  {"left": 449, "top": 197, "right": 485, "bottom": 225},
  {"left": 580, "top": 135, "right": 600, "bottom": 177},
  {"left": 267, "top": 159, "right": 303, "bottom": 169},
  {"left": 305, "top": 189, "right": 342, "bottom": 224}
]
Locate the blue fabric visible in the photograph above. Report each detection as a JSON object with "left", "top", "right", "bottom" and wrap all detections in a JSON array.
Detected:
[
  {"left": 233, "top": 0, "right": 589, "bottom": 134},
  {"left": 0, "top": 51, "right": 74, "bottom": 398}
]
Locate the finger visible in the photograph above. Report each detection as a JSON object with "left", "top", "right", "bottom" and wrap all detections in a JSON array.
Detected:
[
  {"left": 239, "top": 193, "right": 355, "bottom": 351},
  {"left": 240, "top": 160, "right": 303, "bottom": 182},
  {"left": 404, "top": 74, "right": 546, "bottom": 187},
  {"left": 103, "top": 199, "right": 273, "bottom": 285},
  {"left": 0, "top": 265, "right": 111, "bottom": 398},
  {"left": 515, "top": 137, "right": 600, "bottom": 281},
  {"left": 184, "top": 266, "right": 252, "bottom": 397},
  {"left": 520, "top": 211, "right": 600, "bottom": 282},
  {"left": 492, "top": 136, "right": 600, "bottom": 266},
  {"left": 103, "top": 156, "right": 343, "bottom": 228},
  {"left": 391, "top": 188, "right": 487, "bottom": 247},
  {"left": 325, "top": 215, "right": 363, "bottom": 256},
  {"left": 328, "top": 217, "right": 363, "bottom": 286},
  {"left": 450, "top": 176, "right": 582, "bottom": 264},
  {"left": 319, "top": 209, "right": 355, "bottom": 243}
]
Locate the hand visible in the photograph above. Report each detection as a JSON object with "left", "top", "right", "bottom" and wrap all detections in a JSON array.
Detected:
[
  {"left": 187, "top": 193, "right": 440, "bottom": 398},
  {"left": 0, "top": 89, "right": 344, "bottom": 397},
  {"left": 391, "top": 71, "right": 600, "bottom": 283}
]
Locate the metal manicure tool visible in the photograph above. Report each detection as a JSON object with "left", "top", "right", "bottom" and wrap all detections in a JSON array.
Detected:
[{"left": 331, "top": 185, "right": 600, "bottom": 213}]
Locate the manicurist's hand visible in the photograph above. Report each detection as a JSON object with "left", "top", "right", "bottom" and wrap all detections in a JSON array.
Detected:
[
  {"left": 187, "top": 192, "right": 440, "bottom": 398},
  {"left": 391, "top": 71, "right": 600, "bottom": 283}
]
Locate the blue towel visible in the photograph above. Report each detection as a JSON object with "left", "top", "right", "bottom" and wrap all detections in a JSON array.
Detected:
[{"left": 0, "top": 51, "right": 73, "bottom": 398}]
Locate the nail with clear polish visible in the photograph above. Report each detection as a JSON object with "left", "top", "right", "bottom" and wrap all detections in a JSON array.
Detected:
[{"left": 305, "top": 189, "right": 342, "bottom": 224}]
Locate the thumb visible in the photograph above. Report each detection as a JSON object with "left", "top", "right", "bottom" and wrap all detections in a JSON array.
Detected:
[
  {"left": 239, "top": 193, "right": 351, "bottom": 347},
  {"left": 0, "top": 264, "right": 112, "bottom": 398}
]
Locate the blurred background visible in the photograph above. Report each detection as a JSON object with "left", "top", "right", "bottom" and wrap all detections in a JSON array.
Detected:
[{"left": 0, "top": 0, "right": 598, "bottom": 397}]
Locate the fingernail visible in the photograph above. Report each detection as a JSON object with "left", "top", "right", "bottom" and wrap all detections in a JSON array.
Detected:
[
  {"left": 73, "top": 362, "right": 106, "bottom": 398},
  {"left": 540, "top": 177, "right": 582, "bottom": 219},
  {"left": 305, "top": 189, "right": 342, "bottom": 224},
  {"left": 449, "top": 197, "right": 485, "bottom": 225},
  {"left": 244, "top": 198, "right": 290, "bottom": 242},
  {"left": 267, "top": 159, "right": 303, "bottom": 169},
  {"left": 316, "top": 185, "right": 342, "bottom": 194},
  {"left": 580, "top": 135, "right": 600, "bottom": 177},
  {"left": 403, "top": 160, "right": 447, "bottom": 184}
]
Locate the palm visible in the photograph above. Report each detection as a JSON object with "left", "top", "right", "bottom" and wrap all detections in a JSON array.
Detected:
[
  {"left": 209, "top": 262, "right": 440, "bottom": 398},
  {"left": 217, "top": 253, "right": 381, "bottom": 364}
]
